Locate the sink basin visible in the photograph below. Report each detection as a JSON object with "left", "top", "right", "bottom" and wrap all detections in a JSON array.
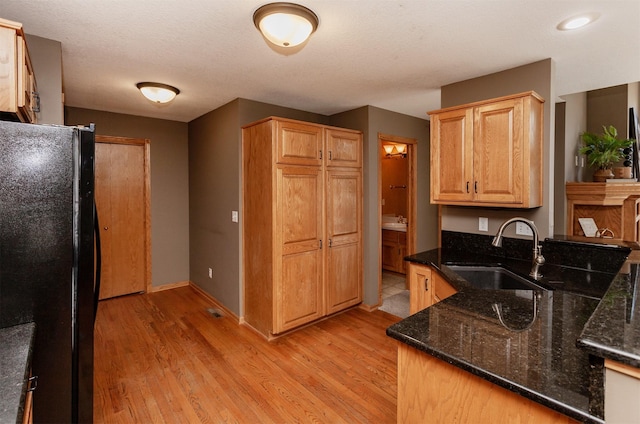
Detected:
[
  {"left": 445, "top": 265, "right": 547, "bottom": 291},
  {"left": 382, "top": 222, "right": 407, "bottom": 231}
]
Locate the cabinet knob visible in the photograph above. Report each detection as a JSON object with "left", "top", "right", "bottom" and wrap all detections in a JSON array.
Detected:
[{"left": 103, "top": 226, "right": 109, "bottom": 231}]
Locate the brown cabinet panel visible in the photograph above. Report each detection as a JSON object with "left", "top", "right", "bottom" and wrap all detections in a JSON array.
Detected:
[
  {"left": 382, "top": 229, "right": 406, "bottom": 274},
  {"left": 277, "top": 250, "right": 324, "bottom": 332},
  {"left": 430, "top": 108, "right": 473, "bottom": 201},
  {"left": 325, "top": 128, "right": 362, "bottom": 168},
  {"left": 326, "top": 170, "right": 361, "bottom": 243},
  {"left": 243, "top": 117, "right": 362, "bottom": 338},
  {"left": 278, "top": 166, "right": 322, "bottom": 254},
  {"left": 0, "top": 19, "right": 38, "bottom": 123},
  {"left": 474, "top": 98, "right": 523, "bottom": 203},
  {"left": 397, "top": 343, "right": 577, "bottom": 424},
  {"left": 566, "top": 182, "right": 640, "bottom": 243},
  {"left": 277, "top": 120, "right": 323, "bottom": 166},
  {"left": 326, "top": 242, "right": 361, "bottom": 314},
  {"left": 408, "top": 264, "right": 433, "bottom": 314},
  {"left": 408, "top": 263, "right": 457, "bottom": 314},
  {"left": 430, "top": 91, "right": 543, "bottom": 208}
]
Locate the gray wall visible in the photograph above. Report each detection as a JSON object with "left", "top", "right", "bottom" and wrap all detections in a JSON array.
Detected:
[
  {"left": 587, "top": 84, "right": 628, "bottom": 135},
  {"left": 330, "top": 106, "right": 433, "bottom": 305},
  {"left": 188, "top": 99, "right": 431, "bottom": 314},
  {"left": 439, "top": 59, "right": 556, "bottom": 239},
  {"left": 65, "top": 107, "right": 190, "bottom": 287},
  {"left": 188, "top": 98, "right": 329, "bottom": 315},
  {"left": 26, "top": 34, "right": 63, "bottom": 125}
]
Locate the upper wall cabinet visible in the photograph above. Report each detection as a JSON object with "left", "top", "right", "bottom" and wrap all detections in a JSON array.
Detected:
[
  {"left": 0, "top": 18, "right": 38, "bottom": 123},
  {"left": 429, "top": 91, "right": 544, "bottom": 208}
]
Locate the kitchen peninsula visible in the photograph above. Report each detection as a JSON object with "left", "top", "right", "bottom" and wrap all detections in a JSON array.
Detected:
[{"left": 387, "top": 231, "right": 636, "bottom": 423}]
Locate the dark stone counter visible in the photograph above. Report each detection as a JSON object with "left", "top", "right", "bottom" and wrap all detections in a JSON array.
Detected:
[
  {"left": 387, "top": 231, "right": 633, "bottom": 424},
  {"left": 0, "top": 322, "right": 35, "bottom": 424},
  {"left": 577, "top": 262, "right": 640, "bottom": 368}
]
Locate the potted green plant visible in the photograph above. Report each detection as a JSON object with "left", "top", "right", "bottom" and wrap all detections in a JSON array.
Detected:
[{"left": 579, "top": 125, "right": 633, "bottom": 182}]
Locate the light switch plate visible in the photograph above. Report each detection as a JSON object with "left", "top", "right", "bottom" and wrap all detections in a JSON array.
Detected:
[{"left": 479, "top": 217, "right": 489, "bottom": 232}]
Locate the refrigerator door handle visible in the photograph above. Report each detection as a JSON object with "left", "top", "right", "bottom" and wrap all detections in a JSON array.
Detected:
[{"left": 93, "top": 201, "right": 102, "bottom": 324}]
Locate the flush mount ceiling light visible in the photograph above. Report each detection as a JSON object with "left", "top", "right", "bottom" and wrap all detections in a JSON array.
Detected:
[
  {"left": 253, "top": 2, "right": 319, "bottom": 48},
  {"left": 557, "top": 12, "right": 600, "bottom": 31},
  {"left": 136, "top": 82, "right": 180, "bottom": 104}
]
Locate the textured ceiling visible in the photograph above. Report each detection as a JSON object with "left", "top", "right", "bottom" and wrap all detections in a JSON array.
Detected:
[{"left": 2, "top": 0, "right": 640, "bottom": 122}]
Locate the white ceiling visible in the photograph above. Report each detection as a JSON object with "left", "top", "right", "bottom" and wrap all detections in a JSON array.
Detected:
[{"left": 3, "top": 0, "right": 640, "bottom": 123}]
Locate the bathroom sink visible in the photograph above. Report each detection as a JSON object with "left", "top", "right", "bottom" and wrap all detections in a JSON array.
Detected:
[
  {"left": 382, "top": 222, "right": 407, "bottom": 231},
  {"left": 445, "top": 265, "right": 547, "bottom": 291}
]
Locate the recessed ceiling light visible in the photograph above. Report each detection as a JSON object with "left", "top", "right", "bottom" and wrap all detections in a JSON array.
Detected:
[{"left": 557, "top": 13, "right": 600, "bottom": 31}]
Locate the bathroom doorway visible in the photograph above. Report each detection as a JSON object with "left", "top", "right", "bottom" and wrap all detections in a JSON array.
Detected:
[{"left": 378, "top": 133, "right": 417, "bottom": 316}]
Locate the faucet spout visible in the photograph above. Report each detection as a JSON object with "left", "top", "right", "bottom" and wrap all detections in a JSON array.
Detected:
[{"left": 492, "top": 217, "right": 545, "bottom": 280}]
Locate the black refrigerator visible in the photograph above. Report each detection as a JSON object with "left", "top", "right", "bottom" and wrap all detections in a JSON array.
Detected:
[{"left": 0, "top": 120, "right": 97, "bottom": 423}]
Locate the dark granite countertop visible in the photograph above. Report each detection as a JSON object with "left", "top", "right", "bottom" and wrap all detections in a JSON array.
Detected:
[
  {"left": 0, "top": 322, "right": 35, "bottom": 424},
  {"left": 577, "top": 261, "right": 640, "bottom": 368},
  {"left": 386, "top": 231, "right": 634, "bottom": 424}
]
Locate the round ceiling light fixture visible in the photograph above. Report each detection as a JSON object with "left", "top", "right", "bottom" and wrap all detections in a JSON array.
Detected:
[
  {"left": 253, "top": 2, "right": 319, "bottom": 48},
  {"left": 557, "top": 12, "right": 600, "bottom": 31},
  {"left": 136, "top": 82, "right": 180, "bottom": 104}
]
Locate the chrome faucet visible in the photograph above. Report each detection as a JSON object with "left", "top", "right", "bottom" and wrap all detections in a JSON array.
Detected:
[{"left": 492, "top": 217, "right": 545, "bottom": 280}]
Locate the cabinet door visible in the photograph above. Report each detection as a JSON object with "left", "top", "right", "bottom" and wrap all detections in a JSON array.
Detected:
[
  {"left": 408, "top": 264, "right": 432, "bottom": 314},
  {"left": 381, "top": 230, "right": 398, "bottom": 272},
  {"left": 275, "top": 166, "right": 324, "bottom": 333},
  {"left": 325, "top": 170, "right": 362, "bottom": 314},
  {"left": 276, "top": 120, "right": 323, "bottom": 166},
  {"left": 0, "top": 26, "right": 17, "bottom": 114},
  {"left": 473, "top": 98, "right": 523, "bottom": 204},
  {"left": 17, "top": 35, "right": 36, "bottom": 123},
  {"left": 325, "top": 128, "right": 362, "bottom": 168},
  {"left": 430, "top": 108, "right": 474, "bottom": 203},
  {"left": 433, "top": 273, "right": 457, "bottom": 303}
]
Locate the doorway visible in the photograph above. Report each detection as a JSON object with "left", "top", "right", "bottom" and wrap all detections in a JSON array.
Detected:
[
  {"left": 378, "top": 133, "right": 417, "bottom": 315},
  {"left": 95, "top": 135, "right": 151, "bottom": 299}
]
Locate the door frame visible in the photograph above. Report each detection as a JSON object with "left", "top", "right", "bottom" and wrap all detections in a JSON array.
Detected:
[
  {"left": 377, "top": 133, "right": 417, "bottom": 304},
  {"left": 95, "top": 135, "right": 152, "bottom": 295}
]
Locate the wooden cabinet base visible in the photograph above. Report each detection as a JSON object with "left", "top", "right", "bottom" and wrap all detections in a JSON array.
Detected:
[{"left": 397, "top": 343, "right": 577, "bottom": 424}]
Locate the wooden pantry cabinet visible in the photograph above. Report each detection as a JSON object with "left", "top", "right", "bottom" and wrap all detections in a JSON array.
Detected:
[
  {"left": 242, "top": 117, "right": 362, "bottom": 338},
  {"left": 429, "top": 91, "right": 544, "bottom": 207},
  {"left": 0, "top": 18, "right": 38, "bottom": 123}
]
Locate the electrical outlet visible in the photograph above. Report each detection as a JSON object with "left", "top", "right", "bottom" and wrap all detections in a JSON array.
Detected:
[
  {"left": 478, "top": 217, "right": 489, "bottom": 232},
  {"left": 208, "top": 268, "right": 213, "bottom": 278},
  {"left": 232, "top": 211, "right": 239, "bottom": 223},
  {"left": 516, "top": 222, "right": 534, "bottom": 236}
]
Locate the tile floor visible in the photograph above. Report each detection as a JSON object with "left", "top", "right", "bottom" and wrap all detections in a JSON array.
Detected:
[{"left": 382, "top": 271, "right": 407, "bottom": 299}]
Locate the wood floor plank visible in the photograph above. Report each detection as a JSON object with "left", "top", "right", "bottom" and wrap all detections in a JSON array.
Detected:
[{"left": 94, "top": 286, "right": 401, "bottom": 423}]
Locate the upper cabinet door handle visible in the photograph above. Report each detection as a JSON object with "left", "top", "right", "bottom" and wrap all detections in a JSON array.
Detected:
[
  {"left": 474, "top": 181, "right": 478, "bottom": 193},
  {"left": 466, "top": 181, "right": 469, "bottom": 193}
]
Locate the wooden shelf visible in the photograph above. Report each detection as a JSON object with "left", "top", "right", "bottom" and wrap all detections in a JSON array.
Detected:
[{"left": 566, "top": 182, "right": 640, "bottom": 242}]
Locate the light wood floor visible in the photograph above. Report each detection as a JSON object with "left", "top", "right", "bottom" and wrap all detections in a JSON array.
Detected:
[{"left": 94, "top": 286, "right": 402, "bottom": 423}]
